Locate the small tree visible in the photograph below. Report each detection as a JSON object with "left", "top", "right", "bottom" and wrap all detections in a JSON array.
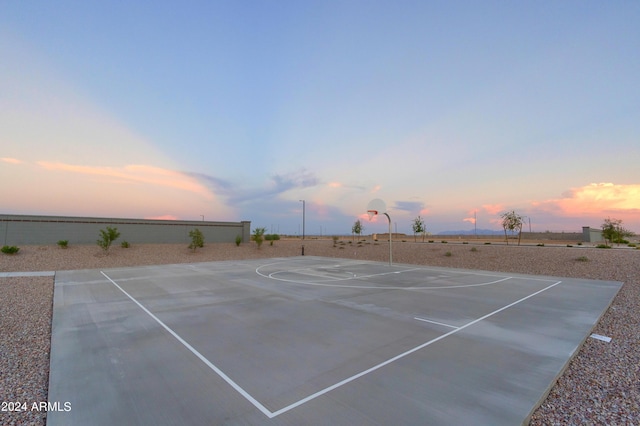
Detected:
[
  {"left": 601, "top": 217, "right": 633, "bottom": 246},
  {"left": 352, "top": 220, "right": 364, "bottom": 241},
  {"left": 412, "top": 216, "right": 426, "bottom": 242},
  {"left": 252, "top": 227, "right": 266, "bottom": 248},
  {"left": 500, "top": 211, "right": 525, "bottom": 245},
  {"left": 97, "top": 226, "right": 120, "bottom": 253},
  {"left": 188, "top": 228, "right": 204, "bottom": 252}
]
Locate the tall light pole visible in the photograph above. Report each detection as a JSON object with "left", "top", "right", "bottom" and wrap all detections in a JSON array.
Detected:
[{"left": 299, "top": 200, "right": 305, "bottom": 240}]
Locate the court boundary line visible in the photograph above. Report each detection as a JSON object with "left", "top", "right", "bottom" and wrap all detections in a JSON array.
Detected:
[
  {"left": 256, "top": 261, "right": 517, "bottom": 290},
  {"left": 100, "top": 271, "right": 274, "bottom": 418},
  {"left": 100, "top": 267, "right": 563, "bottom": 419}
]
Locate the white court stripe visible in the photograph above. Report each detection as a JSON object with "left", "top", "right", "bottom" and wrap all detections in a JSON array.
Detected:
[
  {"left": 100, "top": 271, "right": 276, "bottom": 418},
  {"left": 101, "top": 270, "right": 563, "bottom": 419},
  {"left": 268, "top": 279, "right": 564, "bottom": 417},
  {"left": 414, "top": 317, "right": 459, "bottom": 329}
]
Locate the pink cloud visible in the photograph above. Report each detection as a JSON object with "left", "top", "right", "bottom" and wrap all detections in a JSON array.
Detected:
[
  {"left": 36, "top": 162, "right": 213, "bottom": 199},
  {"left": 533, "top": 183, "right": 640, "bottom": 216},
  {"left": 482, "top": 204, "right": 504, "bottom": 215},
  {"left": 1, "top": 157, "right": 23, "bottom": 164},
  {"left": 146, "top": 215, "right": 179, "bottom": 220}
]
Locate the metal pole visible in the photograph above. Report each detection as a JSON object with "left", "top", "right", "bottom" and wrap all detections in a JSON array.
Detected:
[
  {"left": 299, "top": 200, "right": 305, "bottom": 240},
  {"left": 384, "top": 213, "right": 392, "bottom": 266}
]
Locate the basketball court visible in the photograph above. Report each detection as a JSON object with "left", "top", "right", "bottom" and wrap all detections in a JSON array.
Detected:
[{"left": 47, "top": 256, "right": 622, "bottom": 425}]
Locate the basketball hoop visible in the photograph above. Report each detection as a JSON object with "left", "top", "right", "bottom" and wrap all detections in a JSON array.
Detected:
[{"left": 366, "top": 198, "right": 392, "bottom": 265}]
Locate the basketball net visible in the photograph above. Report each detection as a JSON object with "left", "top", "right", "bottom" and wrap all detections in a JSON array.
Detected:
[{"left": 367, "top": 210, "right": 377, "bottom": 221}]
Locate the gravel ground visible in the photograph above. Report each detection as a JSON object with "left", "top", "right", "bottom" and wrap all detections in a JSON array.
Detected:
[{"left": 1, "top": 239, "right": 638, "bottom": 425}]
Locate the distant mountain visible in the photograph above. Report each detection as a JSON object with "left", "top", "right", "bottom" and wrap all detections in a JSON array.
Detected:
[{"left": 436, "top": 229, "right": 504, "bottom": 236}]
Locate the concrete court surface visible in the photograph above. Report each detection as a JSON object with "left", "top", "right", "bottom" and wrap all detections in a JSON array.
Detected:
[{"left": 47, "top": 256, "right": 622, "bottom": 425}]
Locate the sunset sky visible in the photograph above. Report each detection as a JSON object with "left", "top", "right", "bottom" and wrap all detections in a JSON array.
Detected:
[{"left": 1, "top": 2, "right": 639, "bottom": 235}]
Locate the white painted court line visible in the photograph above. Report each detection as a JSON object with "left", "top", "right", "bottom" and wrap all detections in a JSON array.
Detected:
[
  {"left": 267, "top": 278, "right": 565, "bottom": 417},
  {"left": 257, "top": 262, "right": 515, "bottom": 290},
  {"left": 100, "top": 271, "right": 275, "bottom": 418},
  {"left": 414, "top": 317, "right": 459, "bottom": 329},
  {"left": 100, "top": 269, "right": 563, "bottom": 419}
]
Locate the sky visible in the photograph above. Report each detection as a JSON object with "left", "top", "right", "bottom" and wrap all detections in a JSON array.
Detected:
[{"left": 1, "top": 1, "right": 639, "bottom": 236}]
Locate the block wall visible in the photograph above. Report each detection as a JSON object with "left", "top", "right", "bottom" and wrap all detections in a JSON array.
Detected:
[{"left": 0, "top": 215, "right": 251, "bottom": 246}]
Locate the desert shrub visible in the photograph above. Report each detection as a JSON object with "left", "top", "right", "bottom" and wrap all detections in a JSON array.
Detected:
[
  {"left": 444, "top": 251, "right": 452, "bottom": 257},
  {"left": 596, "top": 244, "right": 611, "bottom": 249},
  {"left": 567, "top": 244, "right": 573, "bottom": 247},
  {"left": 121, "top": 241, "right": 130, "bottom": 248},
  {"left": 57, "top": 240, "right": 69, "bottom": 249},
  {"left": 462, "top": 241, "right": 468, "bottom": 244},
  {"left": 536, "top": 243, "right": 545, "bottom": 247},
  {"left": 484, "top": 242, "right": 491, "bottom": 245},
  {"left": 235, "top": 235, "right": 242, "bottom": 246},
  {"left": 97, "top": 226, "right": 120, "bottom": 252},
  {"left": 332, "top": 236, "right": 339, "bottom": 247},
  {"left": 428, "top": 240, "right": 434, "bottom": 243},
  {"left": 441, "top": 240, "right": 448, "bottom": 243},
  {"left": 188, "top": 228, "right": 204, "bottom": 252},
  {"left": 470, "top": 247, "right": 478, "bottom": 252},
  {"left": 577, "top": 242, "right": 582, "bottom": 245},
  {"left": 575, "top": 256, "right": 589, "bottom": 262},
  {"left": 628, "top": 243, "right": 636, "bottom": 248},
  {"left": 252, "top": 227, "right": 266, "bottom": 248},
  {"left": 1, "top": 245, "right": 19, "bottom": 255}
]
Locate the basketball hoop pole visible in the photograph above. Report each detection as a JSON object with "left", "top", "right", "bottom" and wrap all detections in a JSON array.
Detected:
[
  {"left": 366, "top": 199, "right": 392, "bottom": 266},
  {"left": 383, "top": 212, "right": 392, "bottom": 265}
]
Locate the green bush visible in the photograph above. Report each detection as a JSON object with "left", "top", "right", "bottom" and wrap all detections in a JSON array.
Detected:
[
  {"left": 235, "top": 235, "right": 242, "bottom": 246},
  {"left": 57, "top": 240, "right": 69, "bottom": 249},
  {"left": 189, "top": 228, "right": 204, "bottom": 252},
  {"left": 596, "top": 244, "right": 611, "bottom": 249},
  {"left": 121, "top": 241, "right": 130, "bottom": 248},
  {"left": 252, "top": 227, "right": 266, "bottom": 248},
  {"left": 444, "top": 251, "right": 452, "bottom": 257},
  {"left": 1, "top": 245, "right": 20, "bottom": 255},
  {"left": 470, "top": 247, "right": 478, "bottom": 252},
  {"left": 97, "top": 226, "right": 120, "bottom": 253}
]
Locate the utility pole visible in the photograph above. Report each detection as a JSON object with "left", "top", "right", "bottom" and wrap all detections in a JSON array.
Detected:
[{"left": 299, "top": 200, "right": 305, "bottom": 240}]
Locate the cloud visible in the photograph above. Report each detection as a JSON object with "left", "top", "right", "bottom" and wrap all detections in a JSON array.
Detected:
[
  {"left": 1, "top": 157, "right": 23, "bottom": 164},
  {"left": 213, "top": 168, "right": 322, "bottom": 205},
  {"left": 482, "top": 204, "right": 504, "bottom": 215},
  {"left": 36, "top": 162, "right": 213, "bottom": 198},
  {"left": 393, "top": 201, "right": 425, "bottom": 213},
  {"left": 533, "top": 183, "right": 640, "bottom": 216},
  {"left": 145, "top": 215, "right": 179, "bottom": 220},
  {"left": 463, "top": 217, "right": 476, "bottom": 224}
]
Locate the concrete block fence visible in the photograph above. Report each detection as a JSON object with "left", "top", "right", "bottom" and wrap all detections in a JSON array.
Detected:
[{"left": 0, "top": 214, "right": 251, "bottom": 246}]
